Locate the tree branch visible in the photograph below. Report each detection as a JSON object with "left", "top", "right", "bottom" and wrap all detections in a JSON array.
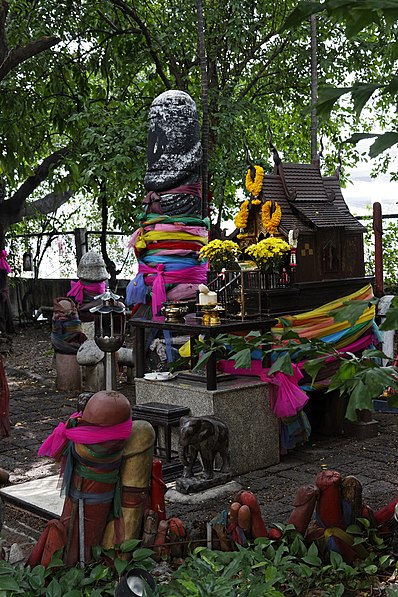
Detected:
[
  {"left": 20, "top": 189, "right": 73, "bottom": 221},
  {"left": 109, "top": 0, "right": 172, "bottom": 89},
  {"left": 5, "top": 147, "right": 70, "bottom": 217},
  {"left": 0, "top": 36, "right": 60, "bottom": 82},
  {"left": 238, "top": 38, "right": 290, "bottom": 101},
  {"left": 0, "top": 0, "right": 8, "bottom": 66}
]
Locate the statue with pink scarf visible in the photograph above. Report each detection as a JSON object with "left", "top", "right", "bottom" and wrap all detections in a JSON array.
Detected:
[
  {"left": 67, "top": 250, "right": 109, "bottom": 321},
  {"left": 27, "top": 390, "right": 158, "bottom": 568}
]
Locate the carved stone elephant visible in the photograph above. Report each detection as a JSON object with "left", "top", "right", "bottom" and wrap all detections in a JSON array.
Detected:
[{"left": 178, "top": 416, "right": 230, "bottom": 479}]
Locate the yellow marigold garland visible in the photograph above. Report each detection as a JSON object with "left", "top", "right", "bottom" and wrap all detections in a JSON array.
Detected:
[
  {"left": 245, "top": 165, "right": 264, "bottom": 197},
  {"left": 234, "top": 199, "right": 249, "bottom": 229},
  {"left": 233, "top": 198, "right": 262, "bottom": 231},
  {"left": 262, "top": 200, "right": 282, "bottom": 235}
]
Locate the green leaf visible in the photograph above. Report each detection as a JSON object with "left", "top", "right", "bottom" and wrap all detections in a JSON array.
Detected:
[
  {"left": 388, "top": 393, "right": 398, "bottom": 409},
  {"left": 364, "top": 564, "right": 378, "bottom": 574},
  {"left": 345, "top": 524, "right": 362, "bottom": 535},
  {"left": 132, "top": 548, "right": 155, "bottom": 561},
  {"left": 345, "top": 132, "right": 378, "bottom": 145},
  {"left": 268, "top": 352, "right": 294, "bottom": 376},
  {"left": 230, "top": 348, "right": 252, "bottom": 369},
  {"left": 379, "top": 308, "right": 398, "bottom": 330},
  {"left": 192, "top": 350, "right": 214, "bottom": 372},
  {"left": 120, "top": 539, "right": 140, "bottom": 553},
  {"left": 92, "top": 545, "right": 102, "bottom": 561},
  {"left": 328, "top": 299, "right": 375, "bottom": 326},
  {"left": 330, "top": 550, "right": 344, "bottom": 568},
  {"left": 177, "top": 579, "right": 200, "bottom": 595},
  {"left": 345, "top": 380, "right": 371, "bottom": 420},
  {"left": 45, "top": 578, "right": 62, "bottom": 597},
  {"left": 90, "top": 564, "right": 111, "bottom": 581},
  {"left": 369, "top": 132, "right": 398, "bottom": 157},
  {"left": 351, "top": 82, "right": 380, "bottom": 117},
  {"left": 317, "top": 86, "right": 354, "bottom": 118},
  {"left": 0, "top": 577, "right": 21, "bottom": 592},
  {"left": 302, "top": 358, "right": 327, "bottom": 385},
  {"left": 302, "top": 554, "right": 322, "bottom": 566},
  {"left": 279, "top": 2, "right": 324, "bottom": 32},
  {"left": 307, "top": 542, "right": 319, "bottom": 558},
  {"left": 114, "top": 558, "right": 128, "bottom": 576}
]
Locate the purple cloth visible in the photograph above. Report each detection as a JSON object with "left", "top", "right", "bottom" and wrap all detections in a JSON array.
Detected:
[
  {"left": 167, "top": 283, "right": 198, "bottom": 300},
  {"left": 0, "top": 250, "right": 11, "bottom": 273}
]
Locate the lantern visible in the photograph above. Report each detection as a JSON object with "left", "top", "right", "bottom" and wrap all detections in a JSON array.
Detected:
[
  {"left": 22, "top": 251, "right": 33, "bottom": 272},
  {"left": 90, "top": 291, "right": 126, "bottom": 352},
  {"left": 90, "top": 291, "right": 126, "bottom": 390}
]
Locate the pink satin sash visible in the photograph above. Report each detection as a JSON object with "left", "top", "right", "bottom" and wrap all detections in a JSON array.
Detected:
[
  {"left": 218, "top": 360, "right": 309, "bottom": 418},
  {"left": 38, "top": 413, "right": 132, "bottom": 458}
]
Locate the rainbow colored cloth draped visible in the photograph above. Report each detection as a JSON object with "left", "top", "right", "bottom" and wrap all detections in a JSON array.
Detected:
[
  {"left": 271, "top": 284, "right": 378, "bottom": 390},
  {"left": 127, "top": 213, "right": 209, "bottom": 314},
  {"left": 272, "top": 283, "right": 376, "bottom": 354}
]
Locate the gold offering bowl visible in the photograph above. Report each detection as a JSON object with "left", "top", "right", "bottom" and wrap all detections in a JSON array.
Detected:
[
  {"left": 161, "top": 301, "right": 189, "bottom": 323},
  {"left": 197, "top": 303, "right": 224, "bottom": 326}
]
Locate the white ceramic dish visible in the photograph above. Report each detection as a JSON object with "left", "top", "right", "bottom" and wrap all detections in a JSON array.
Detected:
[
  {"left": 156, "top": 371, "right": 176, "bottom": 381},
  {"left": 143, "top": 372, "right": 158, "bottom": 380},
  {"left": 143, "top": 372, "right": 176, "bottom": 381}
]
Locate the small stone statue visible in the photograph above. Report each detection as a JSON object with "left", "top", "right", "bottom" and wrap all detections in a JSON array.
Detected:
[{"left": 176, "top": 416, "right": 231, "bottom": 494}]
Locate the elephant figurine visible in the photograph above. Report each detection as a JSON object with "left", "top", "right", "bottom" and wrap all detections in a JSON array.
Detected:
[{"left": 178, "top": 416, "right": 230, "bottom": 479}]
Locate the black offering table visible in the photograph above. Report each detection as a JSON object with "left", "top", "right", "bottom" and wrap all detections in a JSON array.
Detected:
[{"left": 130, "top": 314, "right": 274, "bottom": 390}]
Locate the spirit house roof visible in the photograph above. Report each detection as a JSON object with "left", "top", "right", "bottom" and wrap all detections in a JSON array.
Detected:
[{"left": 261, "top": 160, "right": 366, "bottom": 235}]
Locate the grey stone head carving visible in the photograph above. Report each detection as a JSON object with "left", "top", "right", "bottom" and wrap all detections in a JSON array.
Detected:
[
  {"left": 77, "top": 251, "right": 109, "bottom": 282},
  {"left": 144, "top": 90, "right": 202, "bottom": 192}
]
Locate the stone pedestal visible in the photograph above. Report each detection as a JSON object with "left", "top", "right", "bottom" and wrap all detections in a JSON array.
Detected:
[
  {"left": 82, "top": 362, "right": 105, "bottom": 392},
  {"left": 135, "top": 376, "right": 279, "bottom": 475},
  {"left": 55, "top": 354, "right": 82, "bottom": 391},
  {"left": 343, "top": 409, "right": 378, "bottom": 440}
]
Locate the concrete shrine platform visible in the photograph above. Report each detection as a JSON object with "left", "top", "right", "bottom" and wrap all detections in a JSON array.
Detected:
[
  {"left": 135, "top": 375, "right": 280, "bottom": 475},
  {"left": 0, "top": 475, "right": 63, "bottom": 520}
]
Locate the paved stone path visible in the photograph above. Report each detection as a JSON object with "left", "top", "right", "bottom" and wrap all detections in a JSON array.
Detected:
[{"left": 1, "top": 366, "right": 398, "bottom": 560}]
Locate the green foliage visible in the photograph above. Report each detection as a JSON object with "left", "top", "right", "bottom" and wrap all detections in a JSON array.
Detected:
[
  {"left": 0, "top": 517, "right": 396, "bottom": 596},
  {"left": 282, "top": 0, "right": 398, "bottom": 164},
  {"left": 159, "top": 523, "right": 393, "bottom": 596},
  {"left": 0, "top": 541, "right": 155, "bottom": 597},
  {"left": 2, "top": 0, "right": 396, "bottom": 247}
]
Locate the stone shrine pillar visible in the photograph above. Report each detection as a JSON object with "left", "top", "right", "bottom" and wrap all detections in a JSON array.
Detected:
[{"left": 126, "top": 90, "right": 208, "bottom": 318}]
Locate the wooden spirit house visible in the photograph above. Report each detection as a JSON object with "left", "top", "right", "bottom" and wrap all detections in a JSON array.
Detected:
[{"left": 216, "top": 151, "right": 371, "bottom": 316}]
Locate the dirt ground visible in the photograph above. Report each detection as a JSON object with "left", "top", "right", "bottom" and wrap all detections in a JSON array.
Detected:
[{"left": 3, "top": 323, "right": 398, "bottom": 563}]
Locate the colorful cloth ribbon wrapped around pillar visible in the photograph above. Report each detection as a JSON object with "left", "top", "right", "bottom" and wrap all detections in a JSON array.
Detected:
[
  {"left": 28, "top": 391, "right": 132, "bottom": 568},
  {"left": 126, "top": 211, "right": 209, "bottom": 315}
]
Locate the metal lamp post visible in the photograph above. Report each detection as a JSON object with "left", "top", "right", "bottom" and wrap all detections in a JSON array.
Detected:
[{"left": 90, "top": 291, "right": 126, "bottom": 391}]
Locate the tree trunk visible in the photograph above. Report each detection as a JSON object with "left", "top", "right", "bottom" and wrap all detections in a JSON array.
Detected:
[
  {"left": 0, "top": 220, "right": 15, "bottom": 334},
  {"left": 195, "top": 0, "right": 209, "bottom": 219},
  {"left": 99, "top": 183, "right": 117, "bottom": 291}
]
